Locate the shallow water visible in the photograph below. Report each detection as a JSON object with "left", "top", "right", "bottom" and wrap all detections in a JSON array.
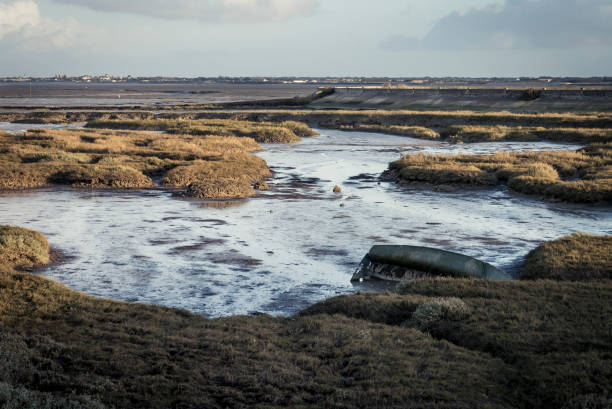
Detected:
[
  {"left": 1, "top": 129, "right": 610, "bottom": 317},
  {"left": 0, "top": 122, "right": 85, "bottom": 133}
]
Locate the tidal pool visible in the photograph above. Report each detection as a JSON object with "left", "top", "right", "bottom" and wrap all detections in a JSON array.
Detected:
[{"left": 1, "top": 129, "right": 610, "bottom": 316}]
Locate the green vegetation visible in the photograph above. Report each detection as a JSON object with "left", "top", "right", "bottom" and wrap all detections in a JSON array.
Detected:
[
  {"left": 1, "top": 228, "right": 610, "bottom": 408},
  {"left": 520, "top": 233, "right": 612, "bottom": 281},
  {"left": 86, "top": 119, "right": 318, "bottom": 143},
  {"left": 385, "top": 143, "right": 612, "bottom": 202},
  {"left": 0, "top": 128, "right": 269, "bottom": 199},
  {"left": 0, "top": 226, "right": 50, "bottom": 272}
]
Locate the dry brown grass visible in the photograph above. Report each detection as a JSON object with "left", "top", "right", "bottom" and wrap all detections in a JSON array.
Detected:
[
  {"left": 340, "top": 124, "right": 440, "bottom": 140},
  {"left": 86, "top": 118, "right": 318, "bottom": 143},
  {"left": 189, "top": 109, "right": 612, "bottom": 131},
  {"left": 0, "top": 226, "right": 49, "bottom": 272},
  {"left": 0, "top": 110, "right": 155, "bottom": 124},
  {"left": 520, "top": 233, "right": 612, "bottom": 281},
  {"left": 444, "top": 125, "right": 612, "bottom": 143},
  {"left": 387, "top": 143, "right": 612, "bottom": 202},
  {"left": 0, "top": 128, "right": 270, "bottom": 198}
]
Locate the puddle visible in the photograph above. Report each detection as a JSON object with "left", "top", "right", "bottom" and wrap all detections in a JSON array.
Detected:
[{"left": 0, "top": 129, "right": 610, "bottom": 317}]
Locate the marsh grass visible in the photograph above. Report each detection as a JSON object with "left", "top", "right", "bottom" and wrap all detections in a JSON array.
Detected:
[
  {"left": 0, "top": 128, "right": 269, "bottom": 198},
  {"left": 86, "top": 119, "right": 318, "bottom": 144},
  {"left": 0, "top": 270, "right": 514, "bottom": 409},
  {"left": 520, "top": 233, "right": 612, "bottom": 281},
  {"left": 444, "top": 125, "right": 612, "bottom": 143},
  {"left": 340, "top": 124, "right": 440, "bottom": 139},
  {"left": 0, "top": 228, "right": 610, "bottom": 408},
  {"left": 387, "top": 143, "right": 612, "bottom": 202},
  {"left": 0, "top": 110, "right": 155, "bottom": 125},
  {"left": 189, "top": 109, "right": 612, "bottom": 131},
  {"left": 0, "top": 226, "right": 49, "bottom": 272}
]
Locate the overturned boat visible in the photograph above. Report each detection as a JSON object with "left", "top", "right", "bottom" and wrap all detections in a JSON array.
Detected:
[{"left": 352, "top": 245, "right": 511, "bottom": 282}]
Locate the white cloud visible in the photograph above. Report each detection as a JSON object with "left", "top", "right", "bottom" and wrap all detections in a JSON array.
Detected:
[
  {"left": 382, "top": 0, "right": 612, "bottom": 51},
  {"left": 0, "top": 0, "right": 40, "bottom": 39},
  {"left": 51, "top": 0, "right": 318, "bottom": 22},
  {"left": 0, "top": 0, "right": 100, "bottom": 49}
]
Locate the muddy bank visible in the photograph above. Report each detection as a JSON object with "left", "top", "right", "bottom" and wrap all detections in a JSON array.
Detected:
[
  {"left": 311, "top": 86, "right": 612, "bottom": 111},
  {"left": 0, "top": 82, "right": 317, "bottom": 108}
]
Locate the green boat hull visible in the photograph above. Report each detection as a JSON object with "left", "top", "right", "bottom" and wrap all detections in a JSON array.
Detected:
[{"left": 352, "top": 245, "right": 511, "bottom": 282}]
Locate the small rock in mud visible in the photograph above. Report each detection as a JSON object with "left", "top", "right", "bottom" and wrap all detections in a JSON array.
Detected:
[{"left": 333, "top": 185, "right": 342, "bottom": 193}]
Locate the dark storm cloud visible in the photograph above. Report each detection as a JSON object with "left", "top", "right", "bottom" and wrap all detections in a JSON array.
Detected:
[
  {"left": 50, "top": 0, "right": 318, "bottom": 22},
  {"left": 381, "top": 0, "right": 612, "bottom": 51}
]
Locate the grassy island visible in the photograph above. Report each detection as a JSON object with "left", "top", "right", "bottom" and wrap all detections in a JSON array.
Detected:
[
  {"left": 385, "top": 143, "right": 612, "bottom": 203},
  {"left": 0, "top": 128, "right": 270, "bottom": 199}
]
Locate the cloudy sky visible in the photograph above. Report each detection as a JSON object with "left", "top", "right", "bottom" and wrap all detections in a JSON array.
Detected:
[{"left": 1, "top": 0, "right": 611, "bottom": 77}]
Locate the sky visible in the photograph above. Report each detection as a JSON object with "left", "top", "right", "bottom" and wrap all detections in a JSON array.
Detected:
[{"left": 0, "top": 0, "right": 611, "bottom": 77}]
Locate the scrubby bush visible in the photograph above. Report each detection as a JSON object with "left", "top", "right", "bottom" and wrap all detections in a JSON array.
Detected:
[
  {"left": 0, "top": 226, "right": 50, "bottom": 269},
  {"left": 524, "top": 162, "right": 559, "bottom": 179},
  {"left": 403, "top": 297, "right": 470, "bottom": 331},
  {"left": 520, "top": 88, "right": 542, "bottom": 101}
]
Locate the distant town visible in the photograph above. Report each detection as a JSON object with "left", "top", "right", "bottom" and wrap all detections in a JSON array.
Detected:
[{"left": 1, "top": 75, "right": 612, "bottom": 87}]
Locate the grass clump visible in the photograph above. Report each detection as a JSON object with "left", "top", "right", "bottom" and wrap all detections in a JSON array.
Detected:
[
  {"left": 386, "top": 144, "right": 612, "bottom": 202},
  {"left": 0, "top": 128, "right": 269, "bottom": 198},
  {"left": 86, "top": 118, "right": 318, "bottom": 144},
  {"left": 0, "top": 226, "right": 50, "bottom": 272},
  {"left": 524, "top": 162, "right": 559, "bottom": 179},
  {"left": 403, "top": 298, "right": 470, "bottom": 331},
  {"left": 520, "top": 233, "right": 612, "bottom": 281},
  {"left": 185, "top": 180, "right": 256, "bottom": 199}
]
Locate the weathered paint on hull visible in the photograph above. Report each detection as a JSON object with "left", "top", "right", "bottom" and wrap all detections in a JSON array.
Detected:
[{"left": 352, "top": 245, "right": 511, "bottom": 282}]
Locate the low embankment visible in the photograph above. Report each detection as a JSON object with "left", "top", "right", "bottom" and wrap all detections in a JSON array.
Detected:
[
  {"left": 0, "top": 228, "right": 610, "bottom": 408},
  {"left": 311, "top": 86, "right": 612, "bottom": 111}
]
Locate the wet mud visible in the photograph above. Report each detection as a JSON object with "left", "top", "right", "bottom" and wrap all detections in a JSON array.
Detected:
[{"left": 0, "top": 129, "right": 610, "bottom": 316}]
